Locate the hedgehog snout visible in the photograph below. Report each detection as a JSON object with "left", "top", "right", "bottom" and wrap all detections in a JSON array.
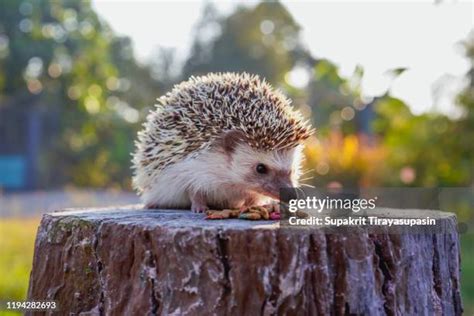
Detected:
[
  {"left": 262, "top": 176, "right": 293, "bottom": 200},
  {"left": 241, "top": 166, "right": 292, "bottom": 201}
]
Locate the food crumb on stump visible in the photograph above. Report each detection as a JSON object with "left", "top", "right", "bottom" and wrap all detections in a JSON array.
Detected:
[
  {"left": 206, "top": 203, "right": 280, "bottom": 220},
  {"left": 205, "top": 209, "right": 241, "bottom": 220}
]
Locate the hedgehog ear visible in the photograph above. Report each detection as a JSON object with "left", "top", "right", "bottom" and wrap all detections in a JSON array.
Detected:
[{"left": 218, "top": 130, "right": 246, "bottom": 154}]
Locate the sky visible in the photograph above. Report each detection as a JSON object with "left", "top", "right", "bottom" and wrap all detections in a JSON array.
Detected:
[{"left": 92, "top": 0, "right": 473, "bottom": 116}]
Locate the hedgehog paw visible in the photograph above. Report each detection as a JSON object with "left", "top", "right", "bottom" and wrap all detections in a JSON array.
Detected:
[
  {"left": 145, "top": 203, "right": 160, "bottom": 209},
  {"left": 190, "top": 191, "right": 208, "bottom": 213},
  {"left": 191, "top": 203, "right": 208, "bottom": 213}
]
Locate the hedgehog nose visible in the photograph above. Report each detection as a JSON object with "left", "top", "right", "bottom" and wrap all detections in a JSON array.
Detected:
[{"left": 277, "top": 180, "right": 294, "bottom": 193}]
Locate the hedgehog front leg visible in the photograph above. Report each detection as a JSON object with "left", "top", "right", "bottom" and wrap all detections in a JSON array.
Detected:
[{"left": 190, "top": 191, "right": 209, "bottom": 213}]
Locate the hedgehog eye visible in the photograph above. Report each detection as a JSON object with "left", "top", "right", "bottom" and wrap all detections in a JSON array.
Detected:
[{"left": 256, "top": 163, "right": 268, "bottom": 174}]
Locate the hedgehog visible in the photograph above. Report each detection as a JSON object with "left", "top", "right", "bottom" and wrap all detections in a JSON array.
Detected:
[{"left": 132, "top": 72, "right": 314, "bottom": 212}]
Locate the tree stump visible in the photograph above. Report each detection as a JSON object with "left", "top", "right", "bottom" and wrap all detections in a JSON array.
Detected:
[{"left": 27, "top": 205, "right": 462, "bottom": 315}]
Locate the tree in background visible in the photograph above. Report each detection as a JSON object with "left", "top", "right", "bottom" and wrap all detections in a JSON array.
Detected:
[
  {"left": 371, "top": 34, "right": 473, "bottom": 187},
  {"left": 183, "top": 2, "right": 311, "bottom": 85},
  {"left": 454, "top": 34, "right": 474, "bottom": 185},
  {"left": 0, "top": 0, "right": 162, "bottom": 189}
]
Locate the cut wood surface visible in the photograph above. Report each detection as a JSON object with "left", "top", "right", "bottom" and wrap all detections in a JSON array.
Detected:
[{"left": 27, "top": 205, "right": 462, "bottom": 315}]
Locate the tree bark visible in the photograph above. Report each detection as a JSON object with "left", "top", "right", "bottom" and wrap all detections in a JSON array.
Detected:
[{"left": 27, "top": 205, "right": 462, "bottom": 315}]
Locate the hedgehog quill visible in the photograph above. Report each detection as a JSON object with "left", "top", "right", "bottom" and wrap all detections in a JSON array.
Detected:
[{"left": 132, "top": 73, "right": 314, "bottom": 212}]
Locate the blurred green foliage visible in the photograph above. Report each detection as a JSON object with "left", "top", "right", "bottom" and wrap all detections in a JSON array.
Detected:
[
  {"left": 305, "top": 41, "right": 473, "bottom": 188},
  {"left": 371, "top": 37, "right": 473, "bottom": 187},
  {"left": 373, "top": 96, "right": 472, "bottom": 186},
  {"left": 461, "top": 234, "right": 474, "bottom": 314},
  {"left": 183, "top": 2, "right": 311, "bottom": 84},
  {"left": 0, "top": 0, "right": 162, "bottom": 189}
]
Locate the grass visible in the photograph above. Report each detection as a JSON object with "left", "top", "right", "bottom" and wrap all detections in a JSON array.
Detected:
[
  {"left": 0, "top": 217, "right": 472, "bottom": 313},
  {"left": 0, "top": 218, "right": 39, "bottom": 316}
]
